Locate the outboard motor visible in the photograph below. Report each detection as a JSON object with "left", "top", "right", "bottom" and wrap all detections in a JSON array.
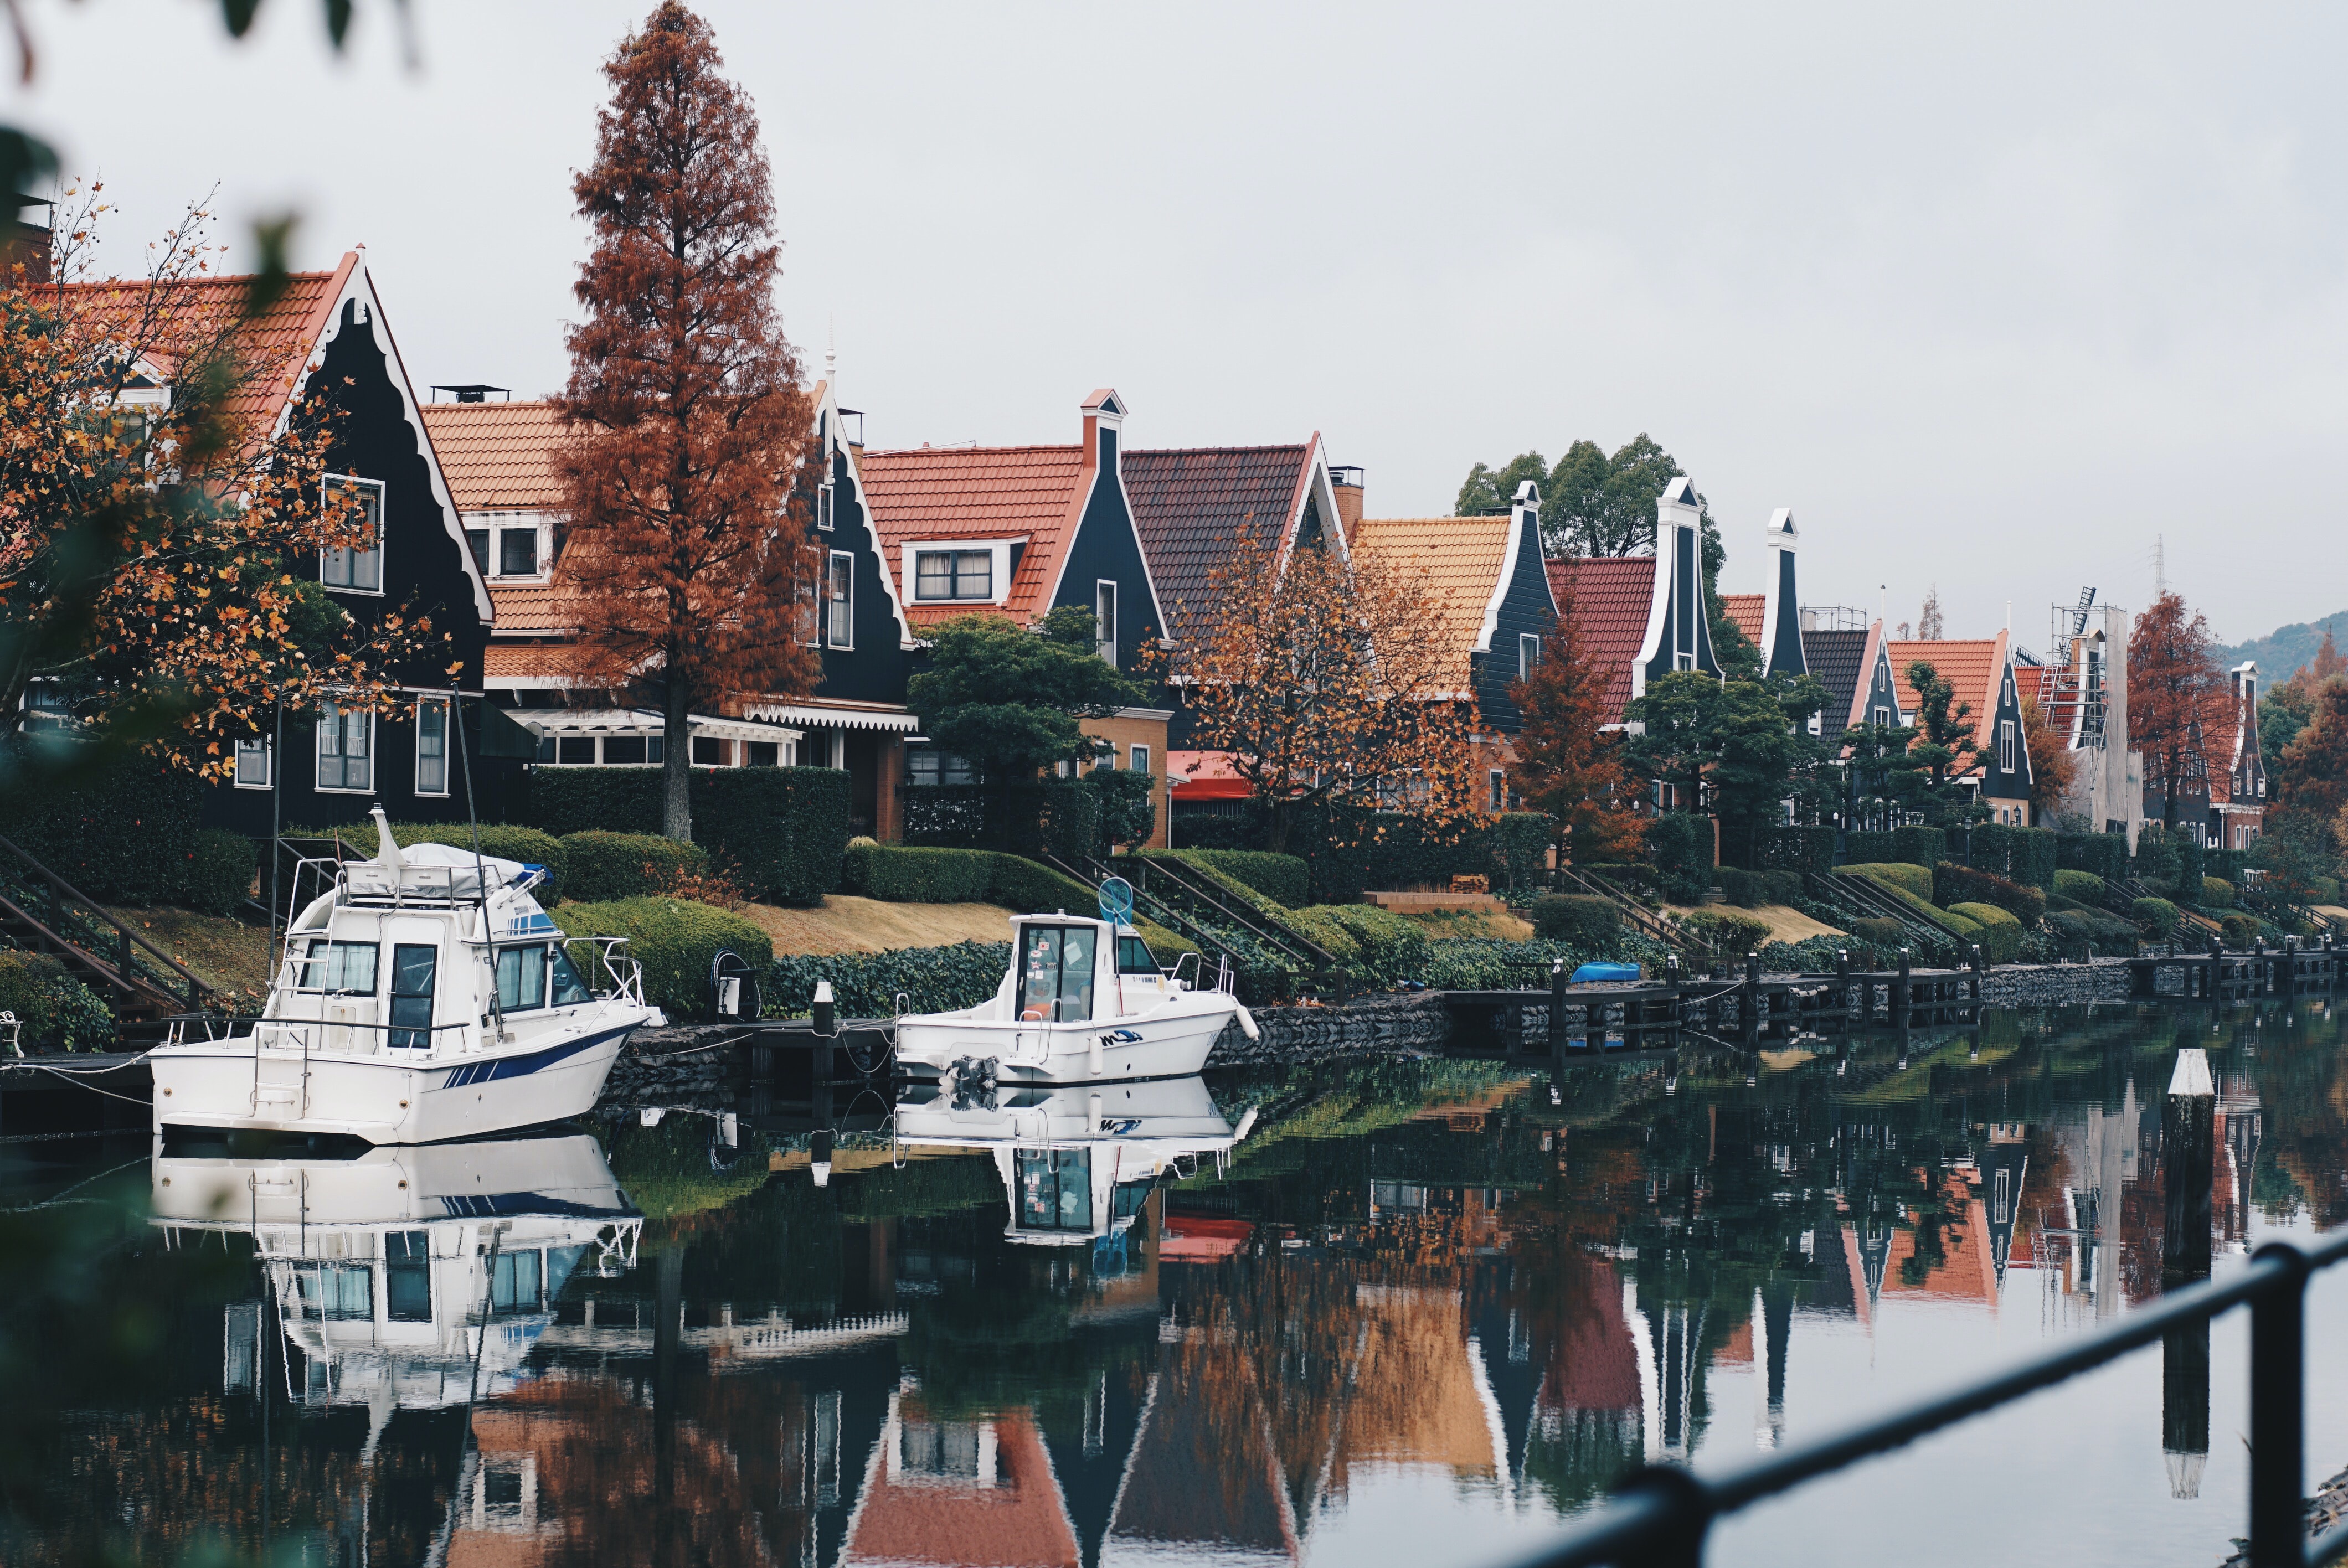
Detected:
[{"left": 945, "top": 1055, "right": 1001, "bottom": 1112}]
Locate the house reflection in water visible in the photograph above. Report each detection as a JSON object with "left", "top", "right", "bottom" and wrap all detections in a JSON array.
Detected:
[{"left": 840, "top": 1389, "right": 1080, "bottom": 1568}]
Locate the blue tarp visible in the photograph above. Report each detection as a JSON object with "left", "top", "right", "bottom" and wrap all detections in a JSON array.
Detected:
[{"left": 1570, "top": 962, "right": 1643, "bottom": 984}]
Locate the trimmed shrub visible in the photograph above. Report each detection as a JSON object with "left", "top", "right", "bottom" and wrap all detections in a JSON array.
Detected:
[
  {"left": 1966, "top": 822, "right": 2058, "bottom": 889},
  {"left": 2221, "top": 912, "right": 2263, "bottom": 949},
  {"left": 2133, "top": 830, "right": 2184, "bottom": 898},
  {"left": 899, "top": 780, "right": 1102, "bottom": 864},
  {"left": 1280, "top": 906, "right": 1364, "bottom": 964},
  {"left": 2048, "top": 907, "right": 2142, "bottom": 956},
  {"left": 0, "top": 740, "right": 203, "bottom": 905},
  {"left": 1532, "top": 894, "right": 1621, "bottom": 947},
  {"left": 1491, "top": 813, "right": 1555, "bottom": 891},
  {"left": 1948, "top": 901, "right": 2022, "bottom": 963},
  {"left": 2131, "top": 897, "right": 2180, "bottom": 938},
  {"left": 1146, "top": 852, "right": 1360, "bottom": 963},
  {"left": 841, "top": 843, "right": 997, "bottom": 904},
  {"left": 328, "top": 821, "right": 571, "bottom": 906},
  {"left": 768, "top": 940, "right": 1010, "bottom": 1019},
  {"left": 0, "top": 950, "right": 117, "bottom": 1053},
  {"left": 1846, "top": 862, "right": 1934, "bottom": 902},
  {"left": 1753, "top": 825, "right": 1836, "bottom": 875},
  {"left": 1648, "top": 813, "right": 1714, "bottom": 904},
  {"left": 2053, "top": 869, "right": 2107, "bottom": 905},
  {"left": 562, "top": 832, "right": 711, "bottom": 903},
  {"left": 1844, "top": 826, "right": 1946, "bottom": 869},
  {"left": 525, "top": 766, "right": 850, "bottom": 905},
  {"left": 2202, "top": 876, "right": 2236, "bottom": 909},
  {"left": 1681, "top": 909, "right": 1773, "bottom": 957},
  {"left": 2174, "top": 832, "right": 2206, "bottom": 900},
  {"left": 1314, "top": 904, "right": 1432, "bottom": 968},
  {"left": 2056, "top": 831, "right": 2129, "bottom": 883},
  {"left": 552, "top": 897, "right": 773, "bottom": 1019},
  {"left": 183, "top": 830, "right": 259, "bottom": 916},
  {"left": 1849, "top": 916, "right": 1908, "bottom": 950},
  {"left": 1145, "top": 850, "right": 1310, "bottom": 909},
  {"left": 1935, "top": 861, "right": 2046, "bottom": 925}
]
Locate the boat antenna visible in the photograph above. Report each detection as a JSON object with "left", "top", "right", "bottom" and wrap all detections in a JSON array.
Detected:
[{"left": 454, "top": 687, "right": 505, "bottom": 1043}]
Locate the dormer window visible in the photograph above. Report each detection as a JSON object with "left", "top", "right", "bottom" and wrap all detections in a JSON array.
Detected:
[
  {"left": 918, "top": 550, "right": 992, "bottom": 601},
  {"left": 469, "top": 512, "right": 552, "bottom": 582},
  {"left": 500, "top": 528, "right": 538, "bottom": 577},
  {"left": 320, "top": 475, "right": 384, "bottom": 594}
]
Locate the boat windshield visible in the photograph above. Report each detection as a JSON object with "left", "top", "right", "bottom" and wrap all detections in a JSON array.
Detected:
[
  {"left": 1115, "top": 932, "right": 1158, "bottom": 976},
  {"left": 1017, "top": 925, "right": 1095, "bottom": 1023}
]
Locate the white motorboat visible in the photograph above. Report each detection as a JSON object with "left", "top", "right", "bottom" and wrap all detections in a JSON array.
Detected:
[
  {"left": 151, "top": 806, "right": 662, "bottom": 1145},
  {"left": 892, "top": 909, "right": 1255, "bottom": 1085},
  {"left": 150, "top": 1132, "right": 641, "bottom": 1417},
  {"left": 892, "top": 1075, "right": 1258, "bottom": 1245}
]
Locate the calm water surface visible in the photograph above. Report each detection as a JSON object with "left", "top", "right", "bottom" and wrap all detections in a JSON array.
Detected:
[{"left": 6, "top": 1000, "right": 2348, "bottom": 1568}]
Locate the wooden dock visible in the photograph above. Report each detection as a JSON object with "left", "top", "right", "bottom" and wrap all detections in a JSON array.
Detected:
[{"left": 2128, "top": 937, "right": 2346, "bottom": 1002}]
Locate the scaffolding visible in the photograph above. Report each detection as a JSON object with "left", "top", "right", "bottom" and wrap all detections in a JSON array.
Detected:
[{"left": 2046, "top": 589, "right": 2107, "bottom": 751}]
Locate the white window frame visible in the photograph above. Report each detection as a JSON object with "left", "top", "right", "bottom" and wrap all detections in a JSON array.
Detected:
[
  {"left": 817, "top": 479, "right": 836, "bottom": 533},
  {"left": 234, "top": 736, "right": 272, "bottom": 790},
  {"left": 1674, "top": 650, "right": 1695, "bottom": 672},
  {"left": 900, "top": 539, "right": 1018, "bottom": 606},
  {"left": 1489, "top": 768, "right": 1506, "bottom": 813},
  {"left": 1095, "top": 579, "right": 1118, "bottom": 666},
  {"left": 826, "top": 550, "right": 854, "bottom": 650},
  {"left": 1999, "top": 718, "right": 2016, "bottom": 775},
  {"left": 1518, "top": 633, "right": 1540, "bottom": 680},
  {"left": 320, "top": 474, "right": 385, "bottom": 595},
  {"left": 1130, "top": 744, "right": 1150, "bottom": 775},
  {"left": 316, "top": 700, "right": 374, "bottom": 793},
  {"left": 415, "top": 697, "right": 451, "bottom": 798}
]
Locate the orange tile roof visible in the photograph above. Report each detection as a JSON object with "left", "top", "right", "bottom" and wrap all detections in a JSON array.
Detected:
[
  {"left": 856, "top": 444, "right": 1091, "bottom": 627},
  {"left": 418, "top": 398, "right": 569, "bottom": 511},
  {"left": 1350, "top": 514, "right": 1511, "bottom": 687},
  {"left": 1722, "top": 592, "right": 1765, "bottom": 648},
  {"left": 483, "top": 641, "right": 604, "bottom": 682},
  {"left": 1888, "top": 633, "right": 2007, "bottom": 767},
  {"left": 49, "top": 254, "right": 357, "bottom": 442},
  {"left": 486, "top": 581, "right": 575, "bottom": 637},
  {"left": 1548, "top": 555, "right": 1657, "bottom": 725}
]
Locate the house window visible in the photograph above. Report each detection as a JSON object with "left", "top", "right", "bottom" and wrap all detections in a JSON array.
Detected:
[
  {"left": 1130, "top": 744, "right": 1150, "bottom": 775},
  {"left": 817, "top": 480, "right": 835, "bottom": 532},
  {"left": 557, "top": 736, "right": 595, "bottom": 765},
  {"left": 416, "top": 698, "right": 450, "bottom": 797},
  {"left": 320, "top": 475, "right": 384, "bottom": 593},
  {"left": 691, "top": 737, "right": 727, "bottom": 766},
  {"left": 234, "top": 736, "right": 272, "bottom": 790},
  {"left": 21, "top": 683, "right": 70, "bottom": 730},
  {"left": 1518, "top": 633, "right": 1541, "bottom": 680},
  {"left": 498, "top": 527, "right": 538, "bottom": 577},
  {"left": 316, "top": 701, "right": 372, "bottom": 792},
  {"left": 1675, "top": 651, "right": 1695, "bottom": 672},
  {"left": 746, "top": 741, "right": 780, "bottom": 767},
  {"left": 915, "top": 550, "right": 991, "bottom": 601},
  {"left": 603, "top": 735, "right": 662, "bottom": 765},
  {"left": 1095, "top": 580, "right": 1118, "bottom": 665},
  {"left": 905, "top": 747, "right": 975, "bottom": 787},
  {"left": 466, "top": 528, "right": 491, "bottom": 575},
  {"left": 826, "top": 550, "right": 853, "bottom": 649},
  {"left": 1999, "top": 718, "right": 2016, "bottom": 775},
  {"left": 1872, "top": 705, "right": 1891, "bottom": 729},
  {"left": 1489, "top": 769, "right": 1506, "bottom": 813}
]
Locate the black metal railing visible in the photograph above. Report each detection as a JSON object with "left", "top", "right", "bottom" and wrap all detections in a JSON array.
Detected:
[{"left": 1485, "top": 1231, "right": 2348, "bottom": 1568}]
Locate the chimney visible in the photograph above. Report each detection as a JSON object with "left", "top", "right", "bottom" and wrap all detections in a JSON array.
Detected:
[{"left": 1331, "top": 465, "right": 1364, "bottom": 539}]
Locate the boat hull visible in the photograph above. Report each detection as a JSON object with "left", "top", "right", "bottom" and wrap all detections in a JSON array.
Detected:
[
  {"left": 893, "top": 1002, "right": 1235, "bottom": 1085},
  {"left": 152, "top": 1020, "right": 640, "bottom": 1145}
]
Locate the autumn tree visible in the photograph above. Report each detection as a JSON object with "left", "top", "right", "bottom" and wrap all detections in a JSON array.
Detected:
[
  {"left": 1506, "top": 582, "right": 1642, "bottom": 865},
  {"left": 2277, "top": 678, "right": 2348, "bottom": 825},
  {"left": 0, "top": 192, "right": 439, "bottom": 784},
  {"left": 1917, "top": 586, "right": 1944, "bottom": 642},
  {"left": 2129, "top": 591, "right": 2229, "bottom": 832},
  {"left": 558, "top": 2, "right": 817, "bottom": 840},
  {"left": 2315, "top": 624, "right": 2347, "bottom": 683},
  {"left": 1903, "top": 660, "right": 1981, "bottom": 824},
  {"left": 1176, "top": 523, "right": 1482, "bottom": 856},
  {"left": 2020, "top": 693, "right": 2078, "bottom": 817}
]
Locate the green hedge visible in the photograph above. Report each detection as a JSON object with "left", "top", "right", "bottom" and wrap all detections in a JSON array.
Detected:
[
  {"left": 525, "top": 766, "right": 851, "bottom": 905},
  {"left": 552, "top": 897, "right": 773, "bottom": 1019},
  {"left": 2202, "top": 876, "right": 2236, "bottom": 909},
  {"left": 325, "top": 820, "right": 571, "bottom": 906},
  {"left": 1312, "top": 904, "right": 1431, "bottom": 971},
  {"left": 1491, "top": 813, "right": 1555, "bottom": 891},
  {"left": 1848, "top": 916, "right": 1907, "bottom": 950},
  {"left": 1934, "top": 861, "right": 2045, "bottom": 925},
  {"left": 2056, "top": 832, "right": 2129, "bottom": 882},
  {"left": 1965, "top": 823, "right": 2058, "bottom": 889},
  {"left": 1846, "top": 862, "right": 1934, "bottom": 902},
  {"left": 560, "top": 831, "right": 710, "bottom": 902},
  {"left": 1147, "top": 853, "right": 1361, "bottom": 963},
  {"left": 0, "top": 950, "right": 117, "bottom": 1053},
  {"left": 2048, "top": 906, "right": 2142, "bottom": 956},
  {"left": 0, "top": 741, "right": 204, "bottom": 905},
  {"left": 986, "top": 855, "right": 1098, "bottom": 916},
  {"left": 767, "top": 940, "right": 1010, "bottom": 1019},
  {"left": 899, "top": 781, "right": 1102, "bottom": 863},
  {"left": 1752, "top": 826, "right": 1837, "bottom": 875},
  {"left": 1948, "top": 901, "right": 2022, "bottom": 963},
  {"left": 840, "top": 843, "right": 997, "bottom": 904},
  {"left": 2052, "top": 869, "right": 2107, "bottom": 905},
  {"left": 184, "top": 830, "right": 259, "bottom": 915},
  {"left": 1844, "top": 826, "right": 1946, "bottom": 869},
  {"left": 1533, "top": 894, "right": 1621, "bottom": 947},
  {"left": 1144, "top": 849, "right": 1310, "bottom": 909},
  {"left": 1649, "top": 813, "right": 1714, "bottom": 904},
  {"left": 2131, "top": 896, "right": 2180, "bottom": 938},
  {"left": 1718, "top": 868, "right": 1804, "bottom": 908},
  {"left": 1682, "top": 909, "right": 1772, "bottom": 957},
  {"left": 2220, "top": 912, "right": 2263, "bottom": 949}
]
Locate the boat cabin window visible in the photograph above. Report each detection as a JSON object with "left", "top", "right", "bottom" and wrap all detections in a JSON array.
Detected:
[
  {"left": 389, "top": 944, "right": 436, "bottom": 1050},
  {"left": 292, "top": 1263, "right": 372, "bottom": 1321},
  {"left": 385, "top": 1230, "right": 431, "bottom": 1322},
  {"left": 1115, "top": 932, "right": 1159, "bottom": 976},
  {"left": 1017, "top": 925, "right": 1096, "bottom": 1023},
  {"left": 293, "top": 940, "right": 378, "bottom": 995},
  {"left": 495, "top": 945, "right": 547, "bottom": 1012},
  {"left": 549, "top": 945, "right": 593, "bottom": 1005},
  {"left": 491, "top": 1249, "right": 543, "bottom": 1312},
  {"left": 1015, "top": 1148, "right": 1093, "bottom": 1231}
]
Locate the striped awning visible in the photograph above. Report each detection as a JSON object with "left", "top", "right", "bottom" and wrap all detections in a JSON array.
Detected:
[{"left": 740, "top": 702, "right": 919, "bottom": 733}]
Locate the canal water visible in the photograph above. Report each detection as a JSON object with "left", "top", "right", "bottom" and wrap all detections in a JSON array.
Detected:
[{"left": 5, "top": 999, "right": 2347, "bottom": 1568}]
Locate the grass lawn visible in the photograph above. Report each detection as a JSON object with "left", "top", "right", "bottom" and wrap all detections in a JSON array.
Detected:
[
  {"left": 1660, "top": 901, "right": 1845, "bottom": 944},
  {"left": 104, "top": 905, "right": 275, "bottom": 1007},
  {"left": 1400, "top": 907, "right": 1536, "bottom": 941},
  {"left": 736, "top": 894, "right": 1024, "bottom": 956}
]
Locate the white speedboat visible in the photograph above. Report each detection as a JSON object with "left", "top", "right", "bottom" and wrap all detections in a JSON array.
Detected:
[
  {"left": 892, "top": 912, "right": 1255, "bottom": 1085},
  {"left": 151, "top": 806, "right": 663, "bottom": 1145},
  {"left": 892, "top": 1075, "right": 1258, "bottom": 1245},
  {"left": 150, "top": 1132, "right": 641, "bottom": 1417}
]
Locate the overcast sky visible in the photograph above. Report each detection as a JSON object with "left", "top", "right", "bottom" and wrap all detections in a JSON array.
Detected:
[{"left": 14, "top": 2, "right": 2346, "bottom": 647}]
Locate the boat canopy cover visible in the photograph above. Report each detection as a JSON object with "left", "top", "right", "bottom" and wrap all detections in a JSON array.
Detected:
[{"left": 346, "top": 840, "right": 544, "bottom": 900}]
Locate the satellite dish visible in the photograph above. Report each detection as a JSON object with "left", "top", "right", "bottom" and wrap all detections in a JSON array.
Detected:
[{"left": 1098, "top": 876, "right": 1135, "bottom": 926}]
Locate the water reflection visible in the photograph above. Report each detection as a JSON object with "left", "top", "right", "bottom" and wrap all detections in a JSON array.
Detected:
[{"left": 9, "top": 1003, "right": 2348, "bottom": 1566}]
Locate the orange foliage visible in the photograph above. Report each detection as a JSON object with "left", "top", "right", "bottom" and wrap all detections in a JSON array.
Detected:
[
  {"left": 1508, "top": 571, "right": 1643, "bottom": 862},
  {"left": 2129, "top": 591, "right": 2229, "bottom": 828},
  {"left": 2020, "top": 693, "right": 2076, "bottom": 813}
]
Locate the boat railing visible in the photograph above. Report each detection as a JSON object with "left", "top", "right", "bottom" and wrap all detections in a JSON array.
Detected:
[
  {"left": 1167, "top": 951, "right": 1203, "bottom": 990},
  {"left": 571, "top": 935, "right": 648, "bottom": 1008},
  {"left": 163, "top": 1012, "right": 477, "bottom": 1055}
]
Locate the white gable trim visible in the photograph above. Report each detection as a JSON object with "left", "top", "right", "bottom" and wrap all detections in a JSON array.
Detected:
[
  {"left": 815, "top": 379, "right": 918, "bottom": 650},
  {"left": 1471, "top": 489, "right": 1542, "bottom": 656}
]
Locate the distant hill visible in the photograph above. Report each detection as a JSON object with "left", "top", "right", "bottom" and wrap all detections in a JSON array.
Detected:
[{"left": 2212, "top": 612, "right": 2348, "bottom": 682}]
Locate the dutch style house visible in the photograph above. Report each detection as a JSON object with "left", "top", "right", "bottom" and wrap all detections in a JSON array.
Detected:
[{"left": 1885, "top": 632, "right": 2034, "bottom": 824}]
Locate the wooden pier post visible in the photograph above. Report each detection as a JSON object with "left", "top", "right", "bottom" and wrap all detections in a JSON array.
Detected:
[
  {"left": 1549, "top": 958, "right": 1569, "bottom": 1059},
  {"left": 1968, "top": 944, "right": 1983, "bottom": 1004},
  {"left": 1894, "top": 948, "right": 1912, "bottom": 1024},
  {"left": 2163, "top": 1048, "right": 2215, "bottom": 1281},
  {"left": 1743, "top": 954, "right": 1762, "bottom": 1044}
]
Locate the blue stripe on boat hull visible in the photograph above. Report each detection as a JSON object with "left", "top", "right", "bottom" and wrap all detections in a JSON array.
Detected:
[{"left": 438, "top": 1024, "right": 635, "bottom": 1090}]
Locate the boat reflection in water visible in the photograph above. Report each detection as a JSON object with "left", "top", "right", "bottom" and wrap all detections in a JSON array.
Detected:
[{"left": 148, "top": 1132, "right": 642, "bottom": 1433}]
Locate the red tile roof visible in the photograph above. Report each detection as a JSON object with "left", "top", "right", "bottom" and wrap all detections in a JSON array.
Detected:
[
  {"left": 1888, "top": 633, "right": 2007, "bottom": 772},
  {"left": 1548, "top": 556, "right": 1657, "bottom": 724},
  {"left": 1722, "top": 592, "right": 1765, "bottom": 648},
  {"left": 856, "top": 444, "right": 1092, "bottom": 627},
  {"left": 418, "top": 398, "right": 569, "bottom": 511}
]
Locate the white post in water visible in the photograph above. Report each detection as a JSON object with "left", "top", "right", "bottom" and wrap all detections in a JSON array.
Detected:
[{"left": 2164, "top": 1048, "right": 2215, "bottom": 1281}]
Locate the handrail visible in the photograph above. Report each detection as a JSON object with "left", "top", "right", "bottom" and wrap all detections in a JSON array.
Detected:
[
  {"left": 0, "top": 833, "right": 209, "bottom": 1012},
  {"left": 1808, "top": 870, "right": 1968, "bottom": 948},
  {"left": 1483, "top": 1229, "right": 2348, "bottom": 1568},
  {"left": 1553, "top": 866, "right": 1718, "bottom": 969},
  {"left": 1125, "top": 853, "right": 1337, "bottom": 969}
]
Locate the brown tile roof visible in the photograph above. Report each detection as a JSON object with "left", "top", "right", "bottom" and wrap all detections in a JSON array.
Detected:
[
  {"left": 418, "top": 398, "right": 569, "bottom": 512},
  {"left": 1803, "top": 627, "right": 1870, "bottom": 729},
  {"left": 50, "top": 253, "right": 357, "bottom": 442},
  {"left": 1888, "top": 633, "right": 2007, "bottom": 769},
  {"left": 483, "top": 641, "right": 604, "bottom": 682},
  {"left": 1124, "top": 443, "right": 1310, "bottom": 645},
  {"left": 1350, "top": 514, "right": 1512, "bottom": 688},
  {"left": 856, "top": 443, "right": 1092, "bottom": 627},
  {"left": 1548, "top": 555, "right": 1657, "bottom": 724},
  {"left": 1722, "top": 592, "right": 1765, "bottom": 648}
]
